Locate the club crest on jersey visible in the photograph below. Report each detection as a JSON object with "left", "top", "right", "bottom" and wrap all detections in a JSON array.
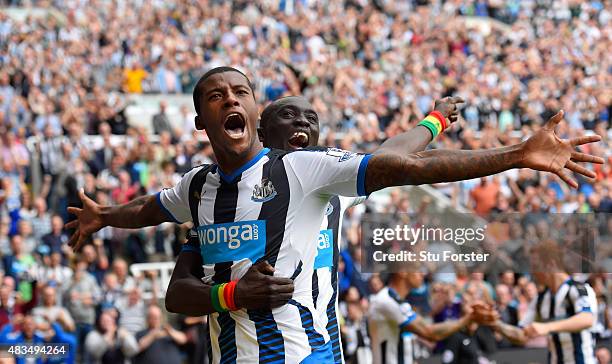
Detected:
[
  {"left": 326, "top": 148, "right": 356, "bottom": 162},
  {"left": 251, "top": 178, "right": 277, "bottom": 202}
]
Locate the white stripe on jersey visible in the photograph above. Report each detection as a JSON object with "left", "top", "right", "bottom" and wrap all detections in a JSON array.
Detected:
[{"left": 160, "top": 147, "right": 370, "bottom": 363}]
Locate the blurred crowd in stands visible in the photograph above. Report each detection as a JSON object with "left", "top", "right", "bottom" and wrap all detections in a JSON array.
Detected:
[{"left": 0, "top": 0, "right": 611, "bottom": 362}]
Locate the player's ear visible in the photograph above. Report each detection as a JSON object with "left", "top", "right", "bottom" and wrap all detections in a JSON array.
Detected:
[
  {"left": 195, "top": 115, "right": 205, "bottom": 131},
  {"left": 257, "top": 120, "right": 265, "bottom": 143}
]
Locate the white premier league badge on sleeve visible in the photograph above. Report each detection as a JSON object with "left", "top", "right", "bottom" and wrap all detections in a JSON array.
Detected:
[{"left": 326, "top": 148, "right": 356, "bottom": 162}]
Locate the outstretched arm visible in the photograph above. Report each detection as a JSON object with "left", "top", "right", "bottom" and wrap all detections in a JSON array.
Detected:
[
  {"left": 404, "top": 315, "right": 472, "bottom": 342},
  {"left": 492, "top": 320, "right": 529, "bottom": 345},
  {"left": 365, "top": 111, "right": 603, "bottom": 194},
  {"left": 66, "top": 191, "right": 170, "bottom": 251},
  {"left": 524, "top": 312, "right": 594, "bottom": 337}
]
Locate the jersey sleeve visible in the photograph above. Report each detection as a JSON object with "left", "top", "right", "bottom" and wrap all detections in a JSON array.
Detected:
[
  {"left": 157, "top": 167, "right": 202, "bottom": 224},
  {"left": 569, "top": 283, "right": 597, "bottom": 315},
  {"left": 284, "top": 148, "right": 372, "bottom": 197},
  {"left": 370, "top": 292, "right": 417, "bottom": 328},
  {"left": 339, "top": 196, "right": 367, "bottom": 209}
]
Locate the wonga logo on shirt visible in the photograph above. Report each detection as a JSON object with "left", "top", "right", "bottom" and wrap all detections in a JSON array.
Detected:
[
  {"left": 196, "top": 220, "right": 266, "bottom": 264},
  {"left": 314, "top": 229, "right": 334, "bottom": 269}
]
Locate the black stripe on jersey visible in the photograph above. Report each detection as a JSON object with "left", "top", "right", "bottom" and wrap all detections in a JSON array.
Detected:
[
  {"left": 398, "top": 332, "right": 405, "bottom": 364},
  {"left": 212, "top": 175, "right": 240, "bottom": 364},
  {"left": 550, "top": 292, "right": 564, "bottom": 363},
  {"left": 247, "top": 150, "right": 289, "bottom": 363},
  {"left": 247, "top": 309, "right": 285, "bottom": 364},
  {"left": 312, "top": 270, "right": 319, "bottom": 309},
  {"left": 536, "top": 289, "right": 547, "bottom": 322},
  {"left": 289, "top": 299, "right": 326, "bottom": 351},
  {"left": 327, "top": 196, "right": 342, "bottom": 284},
  {"left": 212, "top": 175, "right": 241, "bottom": 284},
  {"left": 188, "top": 165, "right": 213, "bottom": 228},
  {"left": 326, "top": 197, "right": 343, "bottom": 363},
  {"left": 256, "top": 150, "right": 290, "bottom": 268},
  {"left": 381, "top": 341, "right": 388, "bottom": 364},
  {"left": 206, "top": 319, "right": 212, "bottom": 363}
]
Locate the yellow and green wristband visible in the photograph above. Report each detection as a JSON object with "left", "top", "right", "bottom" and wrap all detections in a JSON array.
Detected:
[
  {"left": 418, "top": 110, "right": 447, "bottom": 139},
  {"left": 211, "top": 280, "right": 238, "bottom": 312}
]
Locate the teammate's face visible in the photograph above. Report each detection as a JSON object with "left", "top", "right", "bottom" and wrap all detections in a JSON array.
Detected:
[
  {"left": 195, "top": 71, "right": 260, "bottom": 160},
  {"left": 259, "top": 97, "right": 320, "bottom": 151}
]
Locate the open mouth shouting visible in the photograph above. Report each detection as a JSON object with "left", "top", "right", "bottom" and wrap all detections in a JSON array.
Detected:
[
  {"left": 288, "top": 131, "right": 310, "bottom": 149},
  {"left": 224, "top": 112, "right": 246, "bottom": 139}
]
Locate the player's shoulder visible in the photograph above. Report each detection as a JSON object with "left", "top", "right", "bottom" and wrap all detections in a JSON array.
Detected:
[
  {"left": 284, "top": 146, "right": 364, "bottom": 162},
  {"left": 181, "top": 163, "right": 213, "bottom": 177}
]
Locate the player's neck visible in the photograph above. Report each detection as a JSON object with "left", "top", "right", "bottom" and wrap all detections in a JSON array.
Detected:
[
  {"left": 389, "top": 281, "right": 410, "bottom": 299},
  {"left": 215, "top": 143, "right": 265, "bottom": 177},
  {"left": 549, "top": 273, "right": 570, "bottom": 293}
]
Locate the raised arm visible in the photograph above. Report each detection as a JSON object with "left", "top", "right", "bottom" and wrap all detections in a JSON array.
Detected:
[
  {"left": 365, "top": 111, "right": 603, "bottom": 194},
  {"left": 374, "top": 97, "right": 463, "bottom": 156},
  {"left": 66, "top": 191, "right": 170, "bottom": 251}
]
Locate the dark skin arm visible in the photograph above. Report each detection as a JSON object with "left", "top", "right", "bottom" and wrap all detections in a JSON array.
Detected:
[
  {"left": 405, "top": 315, "right": 472, "bottom": 342},
  {"left": 166, "top": 249, "right": 295, "bottom": 316},
  {"left": 66, "top": 191, "right": 170, "bottom": 251},
  {"left": 374, "top": 97, "right": 463, "bottom": 156},
  {"left": 404, "top": 302, "right": 498, "bottom": 342},
  {"left": 366, "top": 111, "right": 604, "bottom": 194},
  {"left": 491, "top": 320, "right": 529, "bottom": 345}
]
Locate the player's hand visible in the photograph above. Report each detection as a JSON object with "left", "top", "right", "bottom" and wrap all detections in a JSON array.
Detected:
[
  {"left": 434, "top": 96, "right": 464, "bottom": 125},
  {"left": 469, "top": 301, "right": 499, "bottom": 325},
  {"left": 65, "top": 189, "right": 105, "bottom": 251},
  {"left": 234, "top": 261, "right": 294, "bottom": 310},
  {"left": 524, "top": 322, "right": 550, "bottom": 338},
  {"left": 518, "top": 110, "right": 604, "bottom": 188}
]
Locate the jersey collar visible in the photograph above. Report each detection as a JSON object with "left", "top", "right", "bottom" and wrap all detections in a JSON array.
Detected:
[{"left": 217, "top": 148, "right": 270, "bottom": 183}]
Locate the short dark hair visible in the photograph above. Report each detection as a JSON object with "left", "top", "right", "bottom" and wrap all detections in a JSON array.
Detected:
[
  {"left": 259, "top": 96, "right": 306, "bottom": 130},
  {"left": 192, "top": 66, "right": 254, "bottom": 114}
]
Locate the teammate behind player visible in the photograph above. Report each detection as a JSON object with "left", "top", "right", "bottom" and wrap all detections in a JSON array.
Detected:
[
  {"left": 67, "top": 67, "right": 603, "bottom": 363},
  {"left": 487, "top": 240, "right": 598, "bottom": 363},
  {"left": 169, "top": 94, "right": 464, "bottom": 363}
]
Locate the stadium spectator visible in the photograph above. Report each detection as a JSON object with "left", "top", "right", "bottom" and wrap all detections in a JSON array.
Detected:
[
  {"left": 115, "top": 287, "right": 147, "bottom": 336},
  {"left": 0, "top": 314, "right": 77, "bottom": 364},
  {"left": 41, "top": 215, "right": 69, "bottom": 254},
  {"left": 31, "top": 285, "right": 76, "bottom": 333},
  {"left": 65, "top": 260, "right": 101, "bottom": 358},
  {"left": 2, "top": 235, "right": 36, "bottom": 303},
  {"left": 84, "top": 310, "right": 139, "bottom": 364},
  {"left": 494, "top": 284, "right": 519, "bottom": 348},
  {"left": 134, "top": 305, "right": 187, "bottom": 364},
  {"left": 111, "top": 258, "right": 136, "bottom": 293},
  {"left": 0, "top": 282, "right": 37, "bottom": 330}
]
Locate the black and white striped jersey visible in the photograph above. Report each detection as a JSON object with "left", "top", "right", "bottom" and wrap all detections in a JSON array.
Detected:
[
  {"left": 369, "top": 287, "right": 418, "bottom": 364},
  {"left": 314, "top": 195, "right": 365, "bottom": 364},
  {"left": 159, "top": 147, "right": 371, "bottom": 364},
  {"left": 520, "top": 278, "right": 598, "bottom": 364}
]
